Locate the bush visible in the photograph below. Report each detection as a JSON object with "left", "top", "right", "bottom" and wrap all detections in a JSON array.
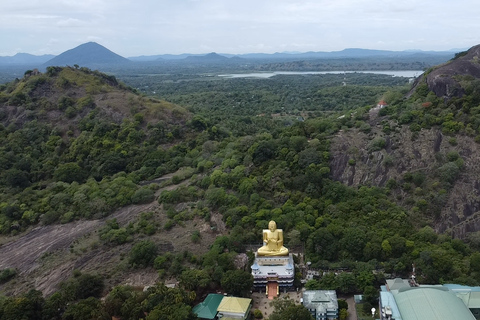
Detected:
[
  {"left": 368, "top": 137, "right": 386, "bottom": 152},
  {"left": 0, "top": 268, "right": 17, "bottom": 283},
  {"left": 191, "top": 230, "right": 201, "bottom": 243},
  {"left": 129, "top": 240, "right": 158, "bottom": 268},
  {"left": 131, "top": 188, "right": 155, "bottom": 204},
  {"left": 253, "top": 308, "right": 263, "bottom": 319}
]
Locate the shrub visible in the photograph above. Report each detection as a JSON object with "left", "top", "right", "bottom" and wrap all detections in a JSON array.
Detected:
[
  {"left": 0, "top": 268, "right": 17, "bottom": 283},
  {"left": 191, "top": 230, "right": 201, "bottom": 243},
  {"left": 368, "top": 137, "right": 386, "bottom": 152},
  {"left": 253, "top": 309, "right": 263, "bottom": 319},
  {"left": 129, "top": 240, "right": 158, "bottom": 268},
  {"left": 131, "top": 188, "right": 155, "bottom": 204}
]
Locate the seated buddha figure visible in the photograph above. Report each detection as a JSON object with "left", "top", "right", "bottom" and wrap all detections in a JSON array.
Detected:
[{"left": 257, "top": 220, "right": 289, "bottom": 256}]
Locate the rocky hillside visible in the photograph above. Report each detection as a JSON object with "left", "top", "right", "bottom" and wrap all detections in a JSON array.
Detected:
[
  {"left": 330, "top": 110, "right": 480, "bottom": 238},
  {"left": 410, "top": 44, "right": 480, "bottom": 98},
  {"left": 331, "top": 44, "right": 480, "bottom": 239}
]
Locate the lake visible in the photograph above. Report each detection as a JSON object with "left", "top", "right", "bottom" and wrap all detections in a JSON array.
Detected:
[{"left": 218, "top": 70, "right": 423, "bottom": 79}]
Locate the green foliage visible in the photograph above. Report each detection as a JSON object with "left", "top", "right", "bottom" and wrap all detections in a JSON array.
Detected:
[
  {"left": 368, "top": 137, "right": 386, "bottom": 152},
  {"left": 221, "top": 269, "right": 254, "bottom": 297},
  {"left": 305, "top": 279, "right": 321, "bottom": 290},
  {"left": 269, "top": 297, "right": 313, "bottom": 320},
  {"left": 104, "top": 285, "right": 146, "bottom": 319},
  {"left": 129, "top": 240, "right": 158, "bottom": 267},
  {"left": 99, "top": 219, "right": 133, "bottom": 245},
  {"left": 179, "top": 268, "right": 211, "bottom": 292},
  {"left": 131, "top": 187, "right": 155, "bottom": 204},
  {"left": 253, "top": 308, "right": 264, "bottom": 319},
  {"left": 59, "top": 272, "right": 105, "bottom": 301},
  {"left": 62, "top": 297, "right": 107, "bottom": 320},
  {"left": 191, "top": 229, "right": 201, "bottom": 243},
  {"left": 54, "top": 162, "right": 87, "bottom": 183},
  {"left": 0, "top": 289, "right": 44, "bottom": 320},
  {"left": 438, "top": 162, "right": 461, "bottom": 186},
  {"left": 0, "top": 67, "right": 193, "bottom": 233},
  {"left": 0, "top": 268, "right": 17, "bottom": 284},
  {"left": 142, "top": 284, "right": 197, "bottom": 320}
]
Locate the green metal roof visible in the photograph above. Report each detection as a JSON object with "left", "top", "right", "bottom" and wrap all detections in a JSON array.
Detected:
[
  {"left": 192, "top": 294, "right": 224, "bottom": 320},
  {"left": 394, "top": 287, "right": 475, "bottom": 320}
]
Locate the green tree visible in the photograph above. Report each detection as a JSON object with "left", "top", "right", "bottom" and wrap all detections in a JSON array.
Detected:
[
  {"left": 129, "top": 240, "right": 158, "bottom": 267},
  {"left": 179, "top": 268, "right": 211, "bottom": 292},
  {"left": 104, "top": 285, "right": 145, "bottom": 320},
  {"left": 339, "top": 308, "right": 348, "bottom": 320},
  {"left": 62, "top": 297, "right": 106, "bottom": 320},
  {"left": 54, "top": 162, "right": 86, "bottom": 183},
  {"left": 305, "top": 279, "right": 321, "bottom": 290},
  {"left": 253, "top": 308, "right": 264, "bottom": 319},
  {"left": 269, "top": 297, "right": 313, "bottom": 320},
  {"left": 221, "top": 270, "right": 253, "bottom": 297}
]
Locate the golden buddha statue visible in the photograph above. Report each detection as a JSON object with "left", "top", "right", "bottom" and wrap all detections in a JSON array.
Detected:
[{"left": 257, "top": 220, "right": 289, "bottom": 256}]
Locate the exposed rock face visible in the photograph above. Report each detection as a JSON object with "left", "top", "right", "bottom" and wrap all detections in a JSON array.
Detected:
[
  {"left": 330, "top": 115, "right": 480, "bottom": 239},
  {"left": 411, "top": 44, "right": 480, "bottom": 99}
]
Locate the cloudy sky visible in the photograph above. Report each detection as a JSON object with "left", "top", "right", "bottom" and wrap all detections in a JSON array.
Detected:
[{"left": 1, "top": 0, "right": 479, "bottom": 57}]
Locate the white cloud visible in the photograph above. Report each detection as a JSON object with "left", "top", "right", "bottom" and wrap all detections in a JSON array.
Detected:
[{"left": 0, "top": 0, "right": 479, "bottom": 56}]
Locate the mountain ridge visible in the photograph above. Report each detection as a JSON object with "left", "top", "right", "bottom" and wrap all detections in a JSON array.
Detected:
[
  {"left": 1, "top": 42, "right": 459, "bottom": 63},
  {"left": 43, "top": 42, "right": 131, "bottom": 67}
]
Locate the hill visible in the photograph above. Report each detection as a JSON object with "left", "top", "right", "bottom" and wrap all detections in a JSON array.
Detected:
[
  {"left": 331, "top": 44, "right": 480, "bottom": 238},
  {"left": 0, "top": 53, "right": 55, "bottom": 66},
  {"left": 43, "top": 42, "right": 131, "bottom": 67},
  {"left": 410, "top": 44, "right": 480, "bottom": 98},
  {"left": 0, "top": 66, "right": 191, "bottom": 229},
  {"left": 184, "top": 52, "right": 230, "bottom": 62}
]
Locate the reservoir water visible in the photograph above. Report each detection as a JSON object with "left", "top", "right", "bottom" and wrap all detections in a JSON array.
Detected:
[{"left": 218, "top": 70, "right": 423, "bottom": 79}]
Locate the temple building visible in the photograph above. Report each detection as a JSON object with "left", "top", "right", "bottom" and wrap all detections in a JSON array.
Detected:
[
  {"left": 251, "top": 220, "right": 295, "bottom": 298},
  {"left": 302, "top": 290, "right": 339, "bottom": 320}
]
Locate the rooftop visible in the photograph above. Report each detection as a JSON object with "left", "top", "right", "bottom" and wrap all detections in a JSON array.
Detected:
[
  {"left": 303, "top": 290, "right": 338, "bottom": 314},
  {"left": 192, "top": 293, "right": 224, "bottom": 320},
  {"left": 217, "top": 296, "right": 252, "bottom": 314},
  {"left": 393, "top": 287, "right": 475, "bottom": 320}
]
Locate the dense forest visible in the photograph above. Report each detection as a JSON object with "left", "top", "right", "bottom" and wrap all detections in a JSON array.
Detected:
[{"left": 1, "top": 54, "right": 480, "bottom": 319}]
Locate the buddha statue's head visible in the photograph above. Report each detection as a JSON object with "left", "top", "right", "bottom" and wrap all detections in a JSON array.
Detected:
[{"left": 268, "top": 220, "right": 277, "bottom": 232}]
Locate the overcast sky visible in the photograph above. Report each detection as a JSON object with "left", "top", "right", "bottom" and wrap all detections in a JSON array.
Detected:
[{"left": 1, "top": 0, "right": 479, "bottom": 57}]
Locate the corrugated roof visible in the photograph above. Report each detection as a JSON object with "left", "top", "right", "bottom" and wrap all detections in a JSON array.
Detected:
[
  {"left": 217, "top": 296, "right": 252, "bottom": 314},
  {"left": 380, "top": 291, "right": 402, "bottom": 320},
  {"left": 443, "top": 284, "right": 480, "bottom": 309},
  {"left": 192, "top": 294, "right": 224, "bottom": 319},
  {"left": 394, "top": 287, "right": 475, "bottom": 320}
]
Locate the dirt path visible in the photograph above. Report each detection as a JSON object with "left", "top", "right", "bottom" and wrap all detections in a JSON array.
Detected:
[{"left": 346, "top": 296, "right": 358, "bottom": 320}]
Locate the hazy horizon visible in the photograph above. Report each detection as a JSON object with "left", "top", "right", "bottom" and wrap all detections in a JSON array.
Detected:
[{"left": 1, "top": 0, "right": 479, "bottom": 57}]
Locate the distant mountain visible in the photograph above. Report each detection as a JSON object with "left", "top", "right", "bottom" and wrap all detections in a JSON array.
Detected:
[
  {"left": 128, "top": 53, "right": 204, "bottom": 61},
  {"left": 184, "top": 52, "right": 229, "bottom": 62},
  {"left": 126, "top": 48, "right": 456, "bottom": 62},
  {"left": 238, "top": 48, "right": 455, "bottom": 60},
  {"left": 44, "top": 42, "right": 130, "bottom": 67},
  {"left": 128, "top": 55, "right": 164, "bottom": 62},
  {"left": 0, "top": 53, "right": 55, "bottom": 66}
]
